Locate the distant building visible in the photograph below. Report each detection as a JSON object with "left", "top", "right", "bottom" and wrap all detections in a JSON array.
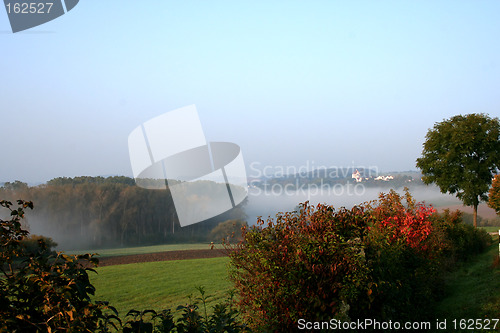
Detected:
[
  {"left": 374, "top": 175, "right": 394, "bottom": 181},
  {"left": 352, "top": 169, "right": 363, "bottom": 182}
]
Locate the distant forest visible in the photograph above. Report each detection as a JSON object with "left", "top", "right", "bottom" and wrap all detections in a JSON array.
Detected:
[{"left": 0, "top": 177, "right": 246, "bottom": 249}]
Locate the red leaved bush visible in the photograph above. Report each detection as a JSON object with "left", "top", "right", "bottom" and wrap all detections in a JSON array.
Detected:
[
  {"left": 226, "top": 203, "right": 372, "bottom": 331},
  {"left": 226, "top": 189, "right": 447, "bottom": 331},
  {"left": 369, "top": 190, "right": 436, "bottom": 251}
]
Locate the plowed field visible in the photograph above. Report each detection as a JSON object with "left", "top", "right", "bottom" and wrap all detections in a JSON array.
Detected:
[{"left": 96, "top": 249, "right": 228, "bottom": 266}]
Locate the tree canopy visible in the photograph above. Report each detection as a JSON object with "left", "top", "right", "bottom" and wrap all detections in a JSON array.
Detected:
[
  {"left": 488, "top": 174, "right": 500, "bottom": 216},
  {"left": 416, "top": 113, "right": 500, "bottom": 227},
  {"left": 0, "top": 176, "right": 247, "bottom": 249}
]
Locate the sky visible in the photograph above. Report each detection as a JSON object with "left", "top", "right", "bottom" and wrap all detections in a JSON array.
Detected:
[{"left": 1, "top": 1, "right": 500, "bottom": 184}]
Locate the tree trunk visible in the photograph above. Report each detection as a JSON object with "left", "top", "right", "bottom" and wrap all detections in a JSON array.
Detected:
[{"left": 473, "top": 204, "right": 478, "bottom": 228}]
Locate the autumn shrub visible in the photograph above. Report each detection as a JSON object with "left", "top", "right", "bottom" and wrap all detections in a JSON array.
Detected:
[
  {"left": 488, "top": 174, "right": 500, "bottom": 215},
  {"left": 19, "top": 234, "right": 58, "bottom": 257},
  {"left": 431, "top": 209, "right": 491, "bottom": 263},
  {"left": 226, "top": 189, "right": 459, "bottom": 330},
  {"left": 0, "top": 200, "right": 116, "bottom": 332},
  {"left": 226, "top": 202, "right": 373, "bottom": 331},
  {"left": 362, "top": 190, "right": 443, "bottom": 321}
]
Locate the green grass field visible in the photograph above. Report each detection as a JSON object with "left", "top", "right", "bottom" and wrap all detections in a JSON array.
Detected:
[
  {"left": 435, "top": 236, "right": 500, "bottom": 330},
  {"left": 66, "top": 243, "right": 221, "bottom": 257},
  {"left": 90, "top": 257, "right": 231, "bottom": 319},
  {"left": 480, "top": 226, "right": 500, "bottom": 234}
]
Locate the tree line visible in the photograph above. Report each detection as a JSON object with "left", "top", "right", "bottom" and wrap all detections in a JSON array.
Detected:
[{"left": 0, "top": 176, "right": 246, "bottom": 249}]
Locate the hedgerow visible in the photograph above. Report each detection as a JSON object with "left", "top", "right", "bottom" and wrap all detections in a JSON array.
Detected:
[{"left": 226, "top": 189, "right": 492, "bottom": 331}]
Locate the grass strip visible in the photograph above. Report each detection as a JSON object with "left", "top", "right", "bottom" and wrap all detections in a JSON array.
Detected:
[
  {"left": 90, "top": 256, "right": 232, "bottom": 320},
  {"left": 435, "top": 237, "right": 500, "bottom": 331}
]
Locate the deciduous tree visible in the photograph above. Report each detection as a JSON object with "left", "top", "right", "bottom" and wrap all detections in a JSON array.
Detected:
[{"left": 416, "top": 113, "right": 500, "bottom": 227}]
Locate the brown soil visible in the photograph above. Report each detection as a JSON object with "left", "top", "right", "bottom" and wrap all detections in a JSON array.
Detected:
[
  {"left": 95, "top": 249, "right": 229, "bottom": 267},
  {"left": 437, "top": 203, "right": 498, "bottom": 220}
]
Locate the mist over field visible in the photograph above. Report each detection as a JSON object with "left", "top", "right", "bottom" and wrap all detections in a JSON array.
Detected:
[
  {"left": 21, "top": 184, "right": 463, "bottom": 249},
  {"left": 27, "top": 216, "right": 91, "bottom": 251},
  {"left": 4, "top": 178, "right": 494, "bottom": 251},
  {"left": 244, "top": 184, "right": 462, "bottom": 224}
]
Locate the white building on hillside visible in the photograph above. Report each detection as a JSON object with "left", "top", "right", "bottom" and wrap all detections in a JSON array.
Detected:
[
  {"left": 352, "top": 169, "right": 363, "bottom": 182},
  {"left": 374, "top": 175, "right": 394, "bottom": 181}
]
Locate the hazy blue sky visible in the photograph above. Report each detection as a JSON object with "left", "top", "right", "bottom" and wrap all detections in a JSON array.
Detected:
[{"left": 1, "top": 1, "right": 500, "bottom": 183}]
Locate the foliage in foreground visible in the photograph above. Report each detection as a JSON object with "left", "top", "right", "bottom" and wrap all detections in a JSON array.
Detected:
[
  {"left": 119, "top": 287, "right": 249, "bottom": 333},
  {"left": 0, "top": 200, "right": 113, "bottom": 332},
  {"left": 226, "top": 189, "right": 492, "bottom": 331},
  {"left": 0, "top": 200, "right": 248, "bottom": 332}
]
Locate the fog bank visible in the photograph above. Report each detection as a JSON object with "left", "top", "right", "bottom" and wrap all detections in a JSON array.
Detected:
[{"left": 244, "top": 184, "right": 461, "bottom": 224}]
